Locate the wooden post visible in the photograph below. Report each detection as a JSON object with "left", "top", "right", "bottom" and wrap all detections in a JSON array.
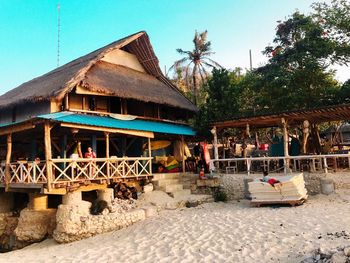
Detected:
[
  {"left": 64, "top": 94, "right": 69, "bottom": 110},
  {"left": 211, "top": 126, "right": 219, "bottom": 170},
  {"left": 105, "top": 132, "right": 110, "bottom": 178},
  {"left": 281, "top": 118, "right": 289, "bottom": 173},
  {"left": 44, "top": 122, "right": 53, "bottom": 192},
  {"left": 5, "top": 134, "right": 12, "bottom": 191},
  {"left": 105, "top": 133, "right": 110, "bottom": 158},
  {"left": 212, "top": 126, "right": 219, "bottom": 160},
  {"left": 181, "top": 136, "right": 186, "bottom": 173},
  {"left": 148, "top": 137, "right": 152, "bottom": 175}
]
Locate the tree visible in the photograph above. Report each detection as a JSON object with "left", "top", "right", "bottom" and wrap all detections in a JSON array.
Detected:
[
  {"left": 170, "top": 30, "right": 221, "bottom": 106},
  {"left": 255, "top": 10, "right": 343, "bottom": 112}
]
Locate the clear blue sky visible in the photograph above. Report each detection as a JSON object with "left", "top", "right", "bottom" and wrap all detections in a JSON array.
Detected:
[{"left": 0, "top": 0, "right": 347, "bottom": 95}]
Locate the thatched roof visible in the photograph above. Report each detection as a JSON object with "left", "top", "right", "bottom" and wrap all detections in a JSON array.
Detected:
[
  {"left": 214, "top": 103, "right": 350, "bottom": 129},
  {"left": 0, "top": 31, "right": 196, "bottom": 112}
]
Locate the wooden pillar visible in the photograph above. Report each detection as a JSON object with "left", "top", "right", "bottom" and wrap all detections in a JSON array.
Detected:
[
  {"left": 212, "top": 126, "right": 219, "bottom": 160},
  {"left": 44, "top": 122, "right": 53, "bottom": 192},
  {"left": 181, "top": 136, "right": 186, "bottom": 173},
  {"left": 5, "top": 133, "right": 12, "bottom": 191},
  {"left": 105, "top": 132, "right": 110, "bottom": 179},
  {"left": 148, "top": 137, "right": 152, "bottom": 175},
  {"left": 302, "top": 120, "right": 310, "bottom": 154},
  {"left": 105, "top": 132, "right": 110, "bottom": 158},
  {"left": 211, "top": 126, "right": 219, "bottom": 170},
  {"left": 64, "top": 94, "right": 69, "bottom": 110},
  {"left": 281, "top": 118, "right": 289, "bottom": 172},
  {"left": 147, "top": 137, "right": 151, "bottom": 158}
]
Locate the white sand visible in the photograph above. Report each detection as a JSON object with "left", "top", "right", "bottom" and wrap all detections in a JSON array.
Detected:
[{"left": 1, "top": 191, "right": 350, "bottom": 263}]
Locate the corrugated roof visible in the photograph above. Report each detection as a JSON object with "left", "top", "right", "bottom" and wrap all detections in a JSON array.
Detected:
[{"left": 39, "top": 112, "right": 196, "bottom": 136}]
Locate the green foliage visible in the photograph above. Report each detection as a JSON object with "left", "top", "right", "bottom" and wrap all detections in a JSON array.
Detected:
[
  {"left": 170, "top": 30, "right": 222, "bottom": 105},
  {"left": 213, "top": 188, "right": 228, "bottom": 202},
  {"left": 191, "top": 0, "right": 350, "bottom": 137}
]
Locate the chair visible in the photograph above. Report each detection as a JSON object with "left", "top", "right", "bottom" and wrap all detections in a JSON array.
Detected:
[{"left": 226, "top": 160, "right": 237, "bottom": 174}]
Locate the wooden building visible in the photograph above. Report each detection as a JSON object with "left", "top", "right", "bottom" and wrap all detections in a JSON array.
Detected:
[{"left": 0, "top": 31, "right": 197, "bottom": 195}]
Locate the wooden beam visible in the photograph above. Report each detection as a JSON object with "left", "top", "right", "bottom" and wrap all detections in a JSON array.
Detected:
[
  {"left": 51, "top": 140, "right": 61, "bottom": 155},
  {"left": 44, "top": 122, "right": 53, "bottom": 192},
  {"left": 60, "top": 123, "right": 154, "bottom": 138},
  {"left": 126, "top": 138, "right": 137, "bottom": 152},
  {"left": 0, "top": 123, "right": 35, "bottom": 136},
  {"left": 110, "top": 139, "right": 120, "bottom": 152},
  {"left": 5, "top": 134, "right": 12, "bottom": 191}
]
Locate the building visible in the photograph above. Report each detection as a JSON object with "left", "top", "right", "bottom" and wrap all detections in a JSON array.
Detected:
[{"left": 0, "top": 31, "right": 197, "bottom": 195}]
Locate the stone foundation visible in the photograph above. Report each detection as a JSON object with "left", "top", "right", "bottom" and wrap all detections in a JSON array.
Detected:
[
  {"left": 53, "top": 191, "right": 146, "bottom": 243},
  {"left": 14, "top": 208, "right": 56, "bottom": 242},
  {"left": 220, "top": 172, "right": 350, "bottom": 200}
]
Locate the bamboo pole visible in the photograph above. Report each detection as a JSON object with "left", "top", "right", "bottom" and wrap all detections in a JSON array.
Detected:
[
  {"left": 44, "top": 122, "right": 53, "bottom": 192},
  {"left": 5, "top": 133, "right": 12, "bottom": 191}
]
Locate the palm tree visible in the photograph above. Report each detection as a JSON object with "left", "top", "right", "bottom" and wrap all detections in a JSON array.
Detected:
[{"left": 170, "top": 30, "right": 221, "bottom": 105}]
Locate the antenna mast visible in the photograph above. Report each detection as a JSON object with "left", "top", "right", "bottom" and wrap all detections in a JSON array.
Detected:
[{"left": 57, "top": 3, "right": 61, "bottom": 67}]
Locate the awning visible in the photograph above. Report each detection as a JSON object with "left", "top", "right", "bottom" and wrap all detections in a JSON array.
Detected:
[{"left": 38, "top": 112, "right": 196, "bottom": 137}]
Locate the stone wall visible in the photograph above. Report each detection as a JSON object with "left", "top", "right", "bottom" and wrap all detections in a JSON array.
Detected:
[
  {"left": 15, "top": 208, "right": 56, "bottom": 242},
  {"left": 53, "top": 191, "right": 147, "bottom": 243},
  {"left": 220, "top": 172, "right": 350, "bottom": 200}
]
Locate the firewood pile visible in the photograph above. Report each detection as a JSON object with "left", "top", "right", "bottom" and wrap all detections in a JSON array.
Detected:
[{"left": 113, "top": 182, "right": 138, "bottom": 200}]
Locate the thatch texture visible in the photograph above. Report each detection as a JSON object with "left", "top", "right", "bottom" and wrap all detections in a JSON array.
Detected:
[
  {"left": 82, "top": 61, "right": 195, "bottom": 110},
  {"left": 0, "top": 31, "right": 196, "bottom": 112}
]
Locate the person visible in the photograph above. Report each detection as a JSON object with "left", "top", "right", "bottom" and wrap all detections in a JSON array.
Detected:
[
  {"left": 84, "top": 147, "right": 96, "bottom": 159},
  {"left": 84, "top": 147, "right": 96, "bottom": 177},
  {"left": 261, "top": 170, "right": 281, "bottom": 187}
]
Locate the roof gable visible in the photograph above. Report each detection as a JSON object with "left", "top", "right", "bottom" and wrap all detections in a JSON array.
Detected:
[{"left": 0, "top": 31, "right": 196, "bottom": 112}]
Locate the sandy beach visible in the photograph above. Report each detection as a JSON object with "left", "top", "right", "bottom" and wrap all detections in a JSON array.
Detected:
[{"left": 1, "top": 191, "right": 349, "bottom": 263}]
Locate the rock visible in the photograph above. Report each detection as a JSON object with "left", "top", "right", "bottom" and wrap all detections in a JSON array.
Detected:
[
  {"left": 14, "top": 208, "right": 56, "bottom": 242},
  {"left": 330, "top": 252, "right": 347, "bottom": 263},
  {"left": 142, "top": 206, "right": 158, "bottom": 218},
  {"left": 343, "top": 247, "right": 350, "bottom": 257},
  {"left": 143, "top": 183, "right": 154, "bottom": 193}
]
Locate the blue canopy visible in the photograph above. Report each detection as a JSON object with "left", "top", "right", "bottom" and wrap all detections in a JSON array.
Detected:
[{"left": 38, "top": 112, "right": 196, "bottom": 136}]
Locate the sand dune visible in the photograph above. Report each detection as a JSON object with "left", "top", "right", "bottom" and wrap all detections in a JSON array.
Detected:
[{"left": 1, "top": 191, "right": 350, "bottom": 263}]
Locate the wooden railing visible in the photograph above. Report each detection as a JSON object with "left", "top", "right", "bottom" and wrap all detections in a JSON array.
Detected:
[
  {"left": 0, "top": 157, "right": 152, "bottom": 187},
  {"left": 210, "top": 154, "right": 350, "bottom": 175}
]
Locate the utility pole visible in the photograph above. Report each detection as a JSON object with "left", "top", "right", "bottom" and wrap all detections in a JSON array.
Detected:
[
  {"left": 249, "top": 49, "right": 252, "bottom": 71},
  {"left": 57, "top": 3, "right": 61, "bottom": 67}
]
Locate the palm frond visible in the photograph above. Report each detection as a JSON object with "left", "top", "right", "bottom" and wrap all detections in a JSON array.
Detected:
[
  {"left": 176, "top": 48, "right": 191, "bottom": 55},
  {"left": 203, "top": 58, "right": 223, "bottom": 68},
  {"left": 169, "top": 57, "right": 190, "bottom": 71}
]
